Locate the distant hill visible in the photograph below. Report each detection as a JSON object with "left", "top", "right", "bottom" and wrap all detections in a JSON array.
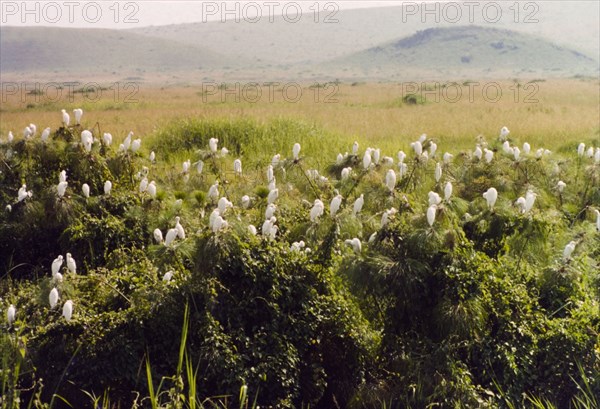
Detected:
[
  {"left": 324, "top": 26, "right": 598, "bottom": 80},
  {"left": 0, "top": 26, "right": 236, "bottom": 79}
]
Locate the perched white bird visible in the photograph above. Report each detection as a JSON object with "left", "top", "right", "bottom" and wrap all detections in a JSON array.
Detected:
[
  {"left": 27, "top": 123, "right": 35, "bottom": 138},
  {"left": 336, "top": 153, "right": 344, "bottom": 164},
  {"left": 473, "top": 146, "right": 483, "bottom": 160},
  {"left": 153, "top": 228, "right": 164, "bottom": 244},
  {"left": 139, "top": 177, "right": 148, "bottom": 193},
  {"left": 577, "top": 143, "right": 585, "bottom": 157},
  {"left": 266, "top": 165, "right": 274, "bottom": 183},
  {"left": 524, "top": 191, "right": 536, "bottom": 213},
  {"left": 208, "top": 182, "right": 219, "bottom": 201},
  {"left": 174, "top": 217, "right": 185, "bottom": 239},
  {"left": 61, "top": 109, "right": 70, "bottom": 126},
  {"left": 131, "top": 138, "right": 142, "bottom": 153},
  {"left": 248, "top": 224, "right": 257, "bottom": 236},
  {"left": 234, "top": 159, "right": 242, "bottom": 175},
  {"left": 515, "top": 197, "right": 527, "bottom": 213},
  {"left": 262, "top": 217, "right": 277, "bottom": 239},
  {"left": 271, "top": 154, "right": 281, "bottom": 168},
  {"left": 411, "top": 141, "right": 423, "bottom": 156},
  {"left": 52, "top": 255, "right": 63, "bottom": 276},
  {"left": 59, "top": 170, "right": 67, "bottom": 183},
  {"left": 399, "top": 163, "right": 408, "bottom": 178},
  {"left": 428, "top": 191, "right": 442, "bottom": 206},
  {"left": 218, "top": 197, "right": 233, "bottom": 214},
  {"left": 290, "top": 241, "right": 306, "bottom": 252},
  {"left": 196, "top": 160, "right": 204, "bottom": 174},
  {"left": 586, "top": 146, "right": 594, "bottom": 158},
  {"left": 499, "top": 126, "right": 510, "bottom": 140},
  {"left": 241, "top": 195, "right": 251, "bottom": 209},
  {"left": 209, "top": 138, "right": 218, "bottom": 153},
  {"left": 344, "top": 238, "right": 362, "bottom": 254},
  {"left": 398, "top": 150, "right": 406, "bottom": 164},
  {"left": 595, "top": 148, "right": 600, "bottom": 163},
  {"left": 481, "top": 148, "right": 492, "bottom": 164},
  {"left": 594, "top": 209, "right": 600, "bottom": 231},
  {"left": 330, "top": 194, "right": 343, "bottom": 217},
  {"left": 341, "top": 167, "right": 352, "bottom": 180},
  {"left": 163, "top": 271, "right": 174, "bottom": 282},
  {"left": 267, "top": 188, "right": 279, "bottom": 204},
  {"left": 427, "top": 205, "right": 437, "bottom": 227},
  {"left": 7, "top": 304, "right": 15, "bottom": 325},
  {"left": 209, "top": 209, "right": 221, "bottom": 230},
  {"left": 49, "top": 288, "right": 59, "bottom": 309},
  {"left": 372, "top": 148, "right": 381, "bottom": 165},
  {"left": 73, "top": 108, "right": 83, "bottom": 125},
  {"left": 149, "top": 151, "right": 156, "bottom": 162},
  {"left": 103, "top": 133, "right": 113, "bottom": 146},
  {"left": 385, "top": 169, "right": 397, "bottom": 192},
  {"left": 6, "top": 205, "right": 11, "bottom": 212},
  {"left": 556, "top": 181, "right": 566, "bottom": 193},
  {"left": 21, "top": 126, "right": 30, "bottom": 139},
  {"left": 429, "top": 142, "right": 438, "bottom": 157},
  {"left": 212, "top": 216, "right": 228, "bottom": 232},
  {"left": 123, "top": 132, "right": 133, "bottom": 151},
  {"left": 104, "top": 181, "right": 112, "bottom": 195},
  {"left": 419, "top": 134, "right": 427, "bottom": 143},
  {"left": 363, "top": 151, "right": 372, "bottom": 170},
  {"left": 513, "top": 147, "right": 521, "bottom": 161},
  {"left": 81, "top": 130, "right": 93, "bottom": 152},
  {"left": 434, "top": 162, "right": 442, "bottom": 182},
  {"left": 66, "top": 253, "right": 76, "bottom": 274},
  {"left": 352, "top": 141, "right": 359, "bottom": 155},
  {"left": 265, "top": 203, "right": 277, "bottom": 219},
  {"left": 502, "top": 141, "right": 511, "bottom": 154},
  {"left": 293, "top": 143, "right": 301, "bottom": 160},
  {"left": 523, "top": 142, "right": 531, "bottom": 155},
  {"left": 483, "top": 187, "right": 498, "bottom": 209},
  {"left": 381, "top": 208, "right": 397, "bottom": 228},
  {"left": 353, "top": 194, "right": 364, "bottom": 216},
  {"left": 563, "top": 241, "right": 577, "bottom": 260},
  {"left": 62, "top": 300, "right": 73, "bottom": 321},
  {"left": 41, "top": 127, "right": 51, "bottom": 141},
  {"left": 18, "top": 184, "right": 32, "bottom": 202},
  {"left": 310, "top": 199, "right": 325, "bottom": 222},
  {"left": 147, "top": 181, "right": 157, "bottom": 198},
  {"left": 182, "top": 160, "right": 191, "bottom": 174},
  {"left": 221, "top": 147, "right": 229, "bottom": 156},
  {"left": 7, "top": 131, "right": 14, "bottom": 142},
  {"left": 164, "top": 228, "right": 178, "bottom": 246},
  {"left": 57, "top": 181, "right": 68, "bottom": 198},
  {"left": 444, "top": 182, "right": 453, "bottom": 201}
]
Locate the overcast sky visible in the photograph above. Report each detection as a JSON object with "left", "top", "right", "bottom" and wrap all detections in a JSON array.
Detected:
[{"left": 1, "top": 1, "right": 405, "bottom": 28}]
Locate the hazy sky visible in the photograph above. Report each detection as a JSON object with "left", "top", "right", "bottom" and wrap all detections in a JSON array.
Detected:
[{"left": 1, "top": 1, "right": 404, "bottom": 28}]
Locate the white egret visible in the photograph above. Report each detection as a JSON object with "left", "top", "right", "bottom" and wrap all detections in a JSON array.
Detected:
[
  {"left": 421, "top": 151, "right": 429, "bottom": 162},
  {"left": 594, "top": 209, "right": 600, "bottom": 231},
  {"left": 372, "top": 148, "right": 381, "bottom": 165},
  {"left": 62, "top": 300, "right": 73, "bottom": 321},
  {"left": 57, "top": 181, "right": 68, "bottom": 198},
  {"left": 399, "top": 163, "right": 408, "bottom": 178},
  {"left": 123, "top": 132, "right": 133, "bottom": 150},
  {"left": 262, "top": 217, "right": 274, "bottom": 237},
  {"left": 208, "top": 182, "right": 219, "bottom": 201},
  {"left": 382, "top": 156, "right": 394, "bottom": 166},
  {"left": 483, "top": 187, "right": 498, "bottom": 209},
  {"left": 430, "top": 142, "right": 438, "bottom": 157},
  {"left": 473, "top": 146, "right": 483, "bottom": 160},
  {"left": 147, "top": 181, "right": 157, "bottom": 198},
  {"left": 427, "top": 205, "right": 437, "bottom": 226},
  {"left": 368, "top": 232, "right": 377, "bottom": 243},
  {"left": 524, "top": 191, "right": 536, "bottom": 213},
  {"left": 7, "top": 305, "right": 15, "bottom": 325},
  {"left": 515, "top": 197, "right": 527, "bottom": 213},
  {"left": 363, "top": 151, "right": 372, "bottom": 170},
  {"left": 586, "top": 147, "right": 594, "bottom": 158},
  {"left": 267, "top": 188, "right": 279, "bottom": 204},
  {"left": 353, "top": 194, "right": 364, "bottom": 216},
  {"left": 52, "top": 255, "right": 63, "bottom": 276},
  {"left": 330, "top": 194, "right": 342, "bottom": 217},
  {"left": 212, "top": 216, "right": 227, "bottom": 232},
  {"left": 499, "top": 126, "right": 510, "bottom": 140},
  {"left": 41, "top": 127, "right": 51, "bottom": 141},
  {"left": 523, "top": 142, "right": 531, "bottom": 155},
  {"left": 384, "top": 169, "right": 396, "bottom": 192},
  {"left": 577, "top": 143, "right": 585, "bottom": 157},
  {"left": 341, "top": 167, "right": 351, "bottom": 180},
  {"left": 484, "top": 149, "right": 494, "bottom": 164},
  {"left": 209, "top": 209, "right": 221, "bottom": 230},
  {"left": 310, "top": 199, "right": 324, "bottom": 222},
  {"left": 163, "top": 271, "right": 174, "bottom": 282},
  {"left": 221, "top": 147, "right": 229, "bottom": 156},
  {"left": 131, "top": 138, "right": 142, "bottom": 153},
  {"left": 18, "top": 184, "right": 32, "bottom": 202},
  {"left": 81, "top": 130, "right": 93, "bottom": 152},
  {"left": 428, "top": 191, "right": 441, "bottom": 206},
  {"left": 174, "top": 217, "right": 185, "bottom": 239},
  {"left": 444, "top": 182, "right": 453, "bottom": 201},
  {"left": 513, "top": 147, "right": 521, "bottom": 161},
  {"left": 557, "top": 181, "right": 566, "bottom": 193},
  {"left": 352, "top": 141, "right": 359, "bottom": 155},
  {"left": 103, "top": 133, "right": 112, "bottom": 146},
  {"left": 164, "top": 228, "right": 178, "bottom": 246},
  {"left": 398, "top": 150, "right": 406, "bottom": 164},
  {"left": 59, "top": 170, "right": 67, "bottom": 183},
  {"left": 381, "top": 208, "right": 397, "bottom": 228},
  {"left": 271, "top": 154, "right": 281, "bottom": 168},
  {"left": 434, "top": 163, "right": 442, "bottom": 182},
  {"left": 535, "top": 148, "right": 544, "bottom": 158},
  {"left": 182, "top": 160, "right": 191, "bottom": 174},
  {"left": 336, "top": 153, "right": 344, "bottom": 164},
  {"left": 563, "top": 241, "right": 576, "bottom": 260},
  {"left": 411, "top": 141, "right": 423, "bottom": 156},
  {"left": 149, "top": 151, "right": 156, "bottom": 162},
  {"left": 54, "top": 272, "right": 63, "bottom": 283},
  {"left": 265, "top": 203, "right": 276, "bottom": 219},
  {"left": 241, "top": 195, "right": 251, "bottom": 209},
  {"left": 61, "top": 109, "right": 70, "bottom": 126},
  {"left": 153, "top": 228, "right": 164, "bottom": 244},
  {"left": 443, "top": 152, "right": 453, "bottom": 164},
  {"left": 6, "top": 205, "right": 11, "bottom": 212},
  {"left": 73, "top": 108, "right": 83, "bottom": 124},
  {"left": 139, "top": 177, "right": 148, "bottom": 193},
  {"left": 248, "top": 224, "right": 257, "bottom": 235},
  {"left": 502, "top": 141, "right": 511, "bottom": 154},
  {"left": 344, "top": 238, "right": 362, "bottom": 254},
  {"left": 595, "top": 148, "right": 600, "bottom": 163},
  {"left": 419, "top": 134, "right": 427, "bottom": 143},
  {"left": 49, "top": 288, "right": 59, "bottom": 309},
  {"left": 196, "top": 160, "right": 204, "bottom": 174},
  {"left": 293, "top": 143, "right": 301, "bottom": 160},
  {"left": 7, "top": 131, "right": 14, "bottom": 142},
  {"left": 66, "top": 253, "right": 76, "bottom": 274},
  {"left": 290, "top": 241, "right": 306, "bottom": 252},
  {"left": 234, "top": 159, "right": 242, "bottom": 175},
  {"left": 104, "top": 181, "right": 112, "bottom": 195},
  {"left": 218, "top": 197, "right": 233, "bottom": 214},
  {"left": 266, "top": 165, "right": 274, "bottom": 183},
  {"left": 209, "top": 138, "right": 218, "bottom": 153}
]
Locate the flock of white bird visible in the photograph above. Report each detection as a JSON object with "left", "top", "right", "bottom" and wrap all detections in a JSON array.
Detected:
[{"left": 3, "top": 110, "right": 600, "bottom": 326}]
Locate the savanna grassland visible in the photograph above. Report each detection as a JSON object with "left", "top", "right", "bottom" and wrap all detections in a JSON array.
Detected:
[{"left": 1, "top": 78, "right": 599, "bottom": 409}]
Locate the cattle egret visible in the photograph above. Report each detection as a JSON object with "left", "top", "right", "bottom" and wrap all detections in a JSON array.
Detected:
[
  {"left": 372, "top": 148, "right": 381, "bottom": 165},
  {"left": 310, "top": 199, "right": 324, "bottom": 222},
  {"left": 353, "top": 194, "right": 364, "bottom": 216},
  {"left": 595, "top": 148, "right": 600, "bottom": 163},
  {"left": 131, "top": 138, "right": 142, "bottom": 153},
  {"left": 267, "top": 188, "right": 279, "bottom": 204},
  {"left": 81, "top": 130, "right": 93, "bottom": 152},
  {"left": 234, "top": 159, "right": 242, "bottom": 175},
  {"left": 174, "top": 217, "right": 185, "bottom": 239},
  {"left": 52, "top": 255, "right": 63, "bottom": 276},
  {"left": 430, "top": 142, "right": 438, "bottom": 156},
  {"left": 473, "top": 146, "right": 483, "bottom": 160},
  {"left": 383, "top": 169, "right": 396, "bottom": 192},
  {"left": 411, "top": 141, "right": 423, "bottom": 156},
  {"left": 212, "top": 215, "right": 227, "bottom": 232},
  {"left": 123, "top": 132, "right": 133, "bottom": 150},
  {"left": 49, "top": 288, "right": 59, "bottom": 309},
  {"left": 293, "top": 143, "right": 301, "bottom": 160},
  {"left": 419, "top": 134, "right": 427, "bottom": 143},
  {"left": 336, "top": 153, "right": 344, "bottom": 164},
  {"left": 41, "top": 127, "right": 51, "bottom": 141},
  {"left": 248, "top": 224, "right": 257, "bottom": 235},
  {"left": 208, "top": 182, "right": 219, "bottom": 201},
  {"left": 381, "top": 208, "right": 397, "bottom": 228},
  {"left": 57, "top": 181, "right": 68, "bottom": 198},
  {"left": 421, "top": 151, "right": 429, "bottom": 162},
  {"left": 218, "top": 197, "right": 233, "bottom": 214},
  {"left": 182, "top": 160, "right": 191, "bottom": 174},
  {"left": 557, "top": 181, "right": 566, "bottom": 193},
  {"left": 196, "top": 160, "right": 204, "bottom": 174},
  {"left": 428, "top": 191, "right": 442, "bottom": 206},
  {"left": 266, "top": 165, "right": 274, "bottom": 183},
  {"left": 153, "top": 228, "right": 164, "bottom": 244},
  {"left": 241, "top": 195, "right": 251, "bottom": 209},
  {"left": 434, "top": 163, "right": 442, "bottom": 182},
  {"left": 341, "top": 167, "right": 351, "bottom": 180},
  {"left": 330, "top": 194, "right": 342, "bottom": 217},
  {"left": 345, "top": 238, "right": 362, "bottom": 254},
  {"left": 147, "top": 181, "right": 157, "bottom": 198},
  {"left": 66, "top": 253, "right": 76, "bottom": 274},
  {"left": 523, "top": 142, "right": 531, "bottom": 155},
  {"left": 515, "top": 197, "right": 527, "bottom": 213},
  {"left": 262, "top": 217, "right": 274, "bottom": 237},
  {"left": 62, "top": 300, "right": 73, "bottom": 321},
  {"left": 149, "top": 151, "right": 156, "bottom": 162},
  {"left": 271, "top": 154, "right": 281, "bottom": 168},
  {"left": 399, "top": 163, "right": 408, "bottom": 178},
  {"left": 585, "top": 147, "right": 594, "bottom": 158},
  {"left": 513, "top": 147, "right": 521, "bottom": 161},
  {"left": 73, "top": 108, "right": 83, "bottom": 124},
  {"left": 6, "top": 205, "right": 12, "bottom": 212},
  {"left": 427, "top": 205, "right": 437, "bottom": 226},
  {"left": 502, "top": 141, "right": 511, "bottom": 153},
  {"left": 104, "top": 181, "right": 112, "bottom": 195},
  {"left": 499, "top": 126, "right": 510, "bottom": 140},
  {"left": 209, "top": 209, "right": 221, "bottom": 230},
  {"left": 164, "top": 228, "right": 178, "bottom": 246},
  {"left": 484, "top": 149, "right": 494, "bottom": 164},
  {"left": 290, "top": 241, "right": 306, "bottom": 252},
  {"left": 352, "top": 141, "right": 359, "bottom": 155},
  {"left": 398, "top": 151, "right": 407, "bottom": 164},
  {"left": 139, "top": 178, "right": 148, "bottom": 193},
  {"left": 265, "top": 203, "right": 276, "bottom": 219},
  {"left": 18, "top": 184, "right": 32, "bottom": 202},
  {"left": 363, "top": 151, "right": 372, "bottom": 170},
  {"left": 7, "top": 131, "right": 14, "bottom": 142},
  {"left": 483, "top": 187, "right": 498, "bottom": 209},
  {"left": 209, "top": 138, "right": 218, "bottom": 153},
  {"left": 221, "top": 147, "right": 229, "bottom": 156},
  {"left": 59, "top": 170, "right": 67, "bottom": 183},
  {"left": 61, "top": 109, "right": 70, "bottom": 126},
  {"left": 162, "top": 271, "right": 174, "bottom": 282},
  {"left": 443, "top": 152, "right": 453, "bottom": 164},
  {"left": 594, "top": 209, "right": 600, "bottom": 231},
  {"left": 103, "top": 133, "right": 112, "bottom": 146},
  {"left": 444, "top": 182, "right": 453, "bottom": 201},
  {"left": 524, "top": 191, "right": 536, "bottom": 213},
  {"left": 577, "top": 143, "right": 585, "bottom": 157},
  {"left": 563, "top": 241, "right": 576, "bottom": 260},
  {"left": 7, "top": 305, "right": 15, "bottom": 325}
]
